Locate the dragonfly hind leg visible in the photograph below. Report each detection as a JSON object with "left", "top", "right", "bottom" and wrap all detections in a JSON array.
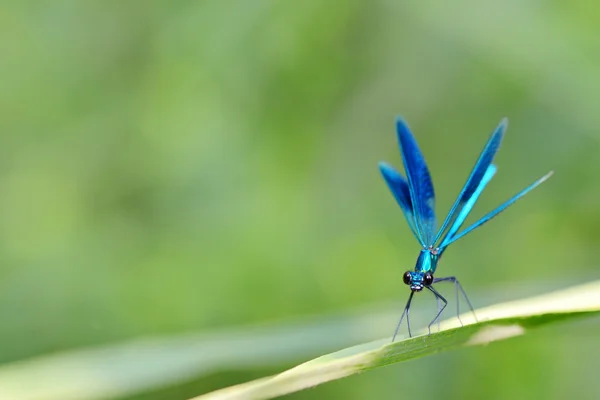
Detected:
[{"left": 433, "top": 276, "right": 478, "bottom": 325}]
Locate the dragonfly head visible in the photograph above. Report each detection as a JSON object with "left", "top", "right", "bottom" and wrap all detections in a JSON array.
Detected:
[{"left": 403, "top": 270, "right": 433, "bottom": 292}]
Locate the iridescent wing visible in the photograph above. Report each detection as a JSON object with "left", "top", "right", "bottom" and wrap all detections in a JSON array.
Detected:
[
  {"left": 441, "top": 170, "right": 553, "bottom": 247},
  {"left": 439, "top": 164, "right": 496, "bottom": 252},
  {"left": 379, "top": 162, "right": 420, "bottom": 241},
  {"left": 395, "top": 118, "right": 437, "bottom": 246},
  {"left": 434, "top": 119, "right": 506, "bottom": 247}
]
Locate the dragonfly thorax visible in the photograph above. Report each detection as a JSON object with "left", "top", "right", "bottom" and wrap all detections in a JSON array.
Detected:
[
  {"left": 402, "top": 249, "right": 439, "bottom": 292},
  {"left": 415, "top": 248, "right": 439, "bottom": 274}
]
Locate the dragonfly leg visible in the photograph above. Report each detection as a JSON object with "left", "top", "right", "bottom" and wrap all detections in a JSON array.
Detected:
[
  {"left": 430, "top": 296, "right": 443, "bottom": 331},
  {"left": 426, "top": 286, "right": 447, "bottom": 335},
  {"left": 392, "top": 291, "right": 415, "bottom": 342},
  {"left": 433, "top": 276, "right": 478, "bottom": 324},
  {"left": 436, "top": 296, "right": 442, "bottom": 332}
]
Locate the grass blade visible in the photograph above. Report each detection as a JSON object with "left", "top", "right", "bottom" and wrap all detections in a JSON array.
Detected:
[{"left": 194, "top": 280, "right": 600, "bottom": 400}]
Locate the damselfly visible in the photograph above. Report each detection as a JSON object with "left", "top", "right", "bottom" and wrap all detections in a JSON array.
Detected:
[{"left": 379, "top": 118, "right": 552, "bottom": 341}]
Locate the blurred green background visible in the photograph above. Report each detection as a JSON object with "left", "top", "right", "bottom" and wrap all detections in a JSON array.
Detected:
[{"left": 1, "top": 1, "right": 599, "bottom": 399}]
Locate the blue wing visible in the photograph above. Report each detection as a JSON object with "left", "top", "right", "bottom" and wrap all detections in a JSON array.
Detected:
[
  {"left": 396, "top": 118, "right": 437, "bottom": 246},
  {"left": 441, "top": 171, "right": 553, "bottom": 248},
  {"left": 439, "top": 164, "right": 496, "bottom": 252},
  {"left": 379, "top": 162, "right": 420, "bottom": 241},
  {"left": 434, "top": 119, "right": 507, "bottom": 247}
]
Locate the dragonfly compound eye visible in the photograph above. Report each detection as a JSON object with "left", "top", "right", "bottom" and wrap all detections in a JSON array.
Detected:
[
  {"left": 402, "top": 271, "right": 412, "bottom": 285},
  {"left": 423, "top": 272, "right": 434, "bottom": 286}
]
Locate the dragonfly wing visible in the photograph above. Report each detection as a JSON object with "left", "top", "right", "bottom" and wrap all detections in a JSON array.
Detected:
[
  {"left": 439, "top": 164, "right": 496, "bottom": 250},
  {"left": 442, "top": 171, "right": 553, "bottom": 247},
  {"left": 379, "top": 162, "right": 420, "bottom": 241},
  {"left": 396, "top": 118, "right": 436, "bottom": 246},
  {"left": 434, "top": 119, "right": 507, "bottom": 246}
]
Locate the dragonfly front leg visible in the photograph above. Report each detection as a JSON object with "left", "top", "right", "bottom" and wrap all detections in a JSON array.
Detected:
[
  {"left": 430, "top": 296, "right": 443, "bottom": 331},
  {"left": 433, "top": 296, "right": 442, "bottom": 332},
  {"left": 425, "top": 286, "right": 447, "bottom": 335}
]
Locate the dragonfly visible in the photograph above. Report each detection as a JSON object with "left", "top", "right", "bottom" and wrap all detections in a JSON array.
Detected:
[{"left": 379, "top": 118, "right": 553, "bottom": 341}]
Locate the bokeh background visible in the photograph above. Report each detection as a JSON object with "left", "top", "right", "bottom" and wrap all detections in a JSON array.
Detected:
[{"left": 1, "top": 1, "right": 599, "bottom": 399}]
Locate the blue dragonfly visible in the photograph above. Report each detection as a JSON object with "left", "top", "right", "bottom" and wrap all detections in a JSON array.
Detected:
[{"left": 379, "top": 118, "right": 553, "bottom": 341}]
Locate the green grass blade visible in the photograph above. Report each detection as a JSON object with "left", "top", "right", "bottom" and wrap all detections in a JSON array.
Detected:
[{"left": 193, "top": 280, "right": 600, "bottom": 400}]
